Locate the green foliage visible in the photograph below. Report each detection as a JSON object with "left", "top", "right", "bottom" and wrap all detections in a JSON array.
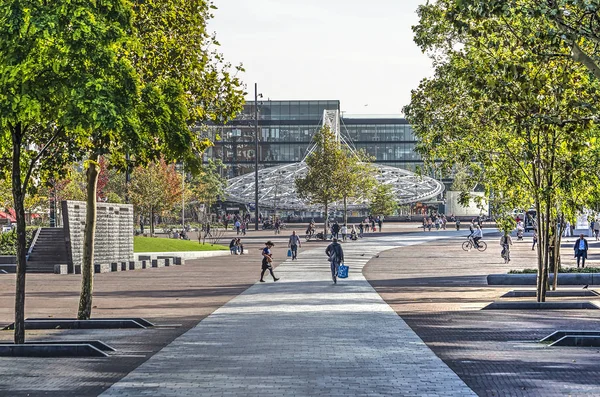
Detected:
[
  {"left": 496, "top": 216, "right": 516, "bottom": 234},
  {"left": 189, "top": 159, "right": 227, "bottom": 220},
  {"left": 369, "top": 184, "right": 398, "bottom": 216},
  {"left": 0, "top": 228, "right": 37, "bottom": 256},
  {"left": 405, "top": 0, "right": 600, "bottom": 301},
  {"left": 295, "top": 127, "right": 347, "bottom": 230}
]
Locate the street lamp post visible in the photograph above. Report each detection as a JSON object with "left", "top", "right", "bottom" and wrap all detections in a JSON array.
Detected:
[{"left": 254, "top": 83, "right": 260, "bottom": 231}]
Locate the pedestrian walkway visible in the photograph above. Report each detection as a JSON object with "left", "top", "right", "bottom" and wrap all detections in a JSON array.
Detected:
[{"left": 102, "top": 231, "right": 475, "bottom": 396}]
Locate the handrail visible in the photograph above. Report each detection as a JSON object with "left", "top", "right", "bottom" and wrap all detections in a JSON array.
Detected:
[{"left": 26, "top": 227, "right": 42, "bottom": 260}]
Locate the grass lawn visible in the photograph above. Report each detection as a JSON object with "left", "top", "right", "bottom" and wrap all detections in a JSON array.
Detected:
[{"left": 134, "top": 236, "right": 228, "bottom": 253}]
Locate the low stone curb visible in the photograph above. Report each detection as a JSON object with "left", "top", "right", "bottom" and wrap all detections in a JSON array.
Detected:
[
  {"left": 482, "top": 301, "right": 600, "bottom": 310},
  {"left": 487, "top": 273, "right": 600, "bottom": 285},
  {"left": 54, "top": 256, "right": 185, "bottom": 274}
]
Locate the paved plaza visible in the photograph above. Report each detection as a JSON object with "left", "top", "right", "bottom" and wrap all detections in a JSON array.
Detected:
[
  {"left": 101, "top": 231, "right": 475, "bottom": 396},
  {"left": 1, "top": 225, "right": 600, "bottom": 396}
]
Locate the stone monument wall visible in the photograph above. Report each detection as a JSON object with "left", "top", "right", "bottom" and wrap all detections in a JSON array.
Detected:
[{"left": 62, "top": 201, "right": 134, "bottom": 273}]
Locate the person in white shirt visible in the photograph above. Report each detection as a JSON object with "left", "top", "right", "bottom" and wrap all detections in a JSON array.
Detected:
[
  {"left": 340, "top": 224, "right": 348, "bottom": 241},
  {"left": 472, "top": 225, "right": 483, "bottom": 248}
]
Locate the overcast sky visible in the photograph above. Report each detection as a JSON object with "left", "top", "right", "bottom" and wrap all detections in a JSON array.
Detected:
[{"left": 208, "top": 0, "right": 432, "bottom": 116}]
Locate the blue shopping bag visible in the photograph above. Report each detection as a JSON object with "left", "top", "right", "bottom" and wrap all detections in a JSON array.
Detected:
[
  {"left": 287, "top": 249, "right": 292, "bottom": 257},
  {"left": 337, "top": 263, "right": 349, "bottom": 278}
]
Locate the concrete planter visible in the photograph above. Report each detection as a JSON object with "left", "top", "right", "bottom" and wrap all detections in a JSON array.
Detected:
[{"left": 487, "top": 273, "right": 600, "bottom": 285}]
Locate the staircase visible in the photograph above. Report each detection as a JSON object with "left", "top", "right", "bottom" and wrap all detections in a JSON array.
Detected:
[{"left": 27, "top": 228, "right": 69, "bottom": 273}]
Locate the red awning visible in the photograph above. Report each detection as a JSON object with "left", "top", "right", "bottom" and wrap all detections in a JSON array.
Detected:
[{"left": 0, "top": 211, "right": 16, "bottom": 222}]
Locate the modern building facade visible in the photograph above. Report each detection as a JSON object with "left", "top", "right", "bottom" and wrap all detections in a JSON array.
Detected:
[{"left": 205, "top": 100, "right": 423, "bottom": 179}]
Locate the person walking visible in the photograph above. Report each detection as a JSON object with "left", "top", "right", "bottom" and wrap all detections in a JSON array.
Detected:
[
  {"left": 532, "top": 230, "right": 538, "bottom": 250},
  {"left": 234, "top": 220, "right": 241, "bottom": 235},
  {"left": 260, "top": 241, "right": 279, "bottom": 282},
  {"left": 331, "top": 222, "right": 340, "bottom": 240},
  {"left": 593, "top": 221, "right": 600, "bottom": 241},
  {"left": 377, "top": 216, "right": 383, "bottom": 232},
  {"left": 326, "top": 238, "right": 344, "bottom": 284},
  {"left": 341, "top": 224, "right": 348, "bottom": 241},
  {"left": 500, "top": 232, "right": 513, "bottom": 263},
  {"left": 288, "top": 231, "right": 302, "bottom": 260},
  {"left": 574, "top": 233, "right": 589, "bottom": 268}
]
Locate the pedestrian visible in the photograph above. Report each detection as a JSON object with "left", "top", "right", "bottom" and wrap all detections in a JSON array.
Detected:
[
  {"left": 532, "top": 230, "right": 538, "bottom": 250},
  {"left": 358, "top": 222, "right": 364, "bottom": 237},
  {"left": 593, "top": 221, "right": 600, "bottom": 241},
  {"left": 341, "top": 224, "right": 348, "bottom": 241},
  {"left": 326, "top": 237, "right": 344, "bottom": 284},
  {"left": 288, "top": 231, "right": 301, "bottom": 260},
  {"left": 574, "top": 233, "right": 589, "bottom": 268},
  {"left": 260, "top": 241, "right": 279, "bottom": 282},
  {"left": 331, "top": 222, "right": 340, "bottom": 240},
  {"left": 235, "top": 220, "right": 241, "bottom": 235},
  {"left": 455, "top": 218, "right": 460, "bottom": 231},
  {"left": 377, "top": 216, "right": 383, "bottom": 232},
  {"left": 500, "top": 232, "right": 513, "bottom": 263}
]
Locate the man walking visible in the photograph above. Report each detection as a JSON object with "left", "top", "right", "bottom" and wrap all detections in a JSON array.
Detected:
[
  {"left": 260, "top": 241, "right": 279, "bottom": 282},
  {"left": 331, "top": 221, "right": 340, "bottom": 240},
  {"left": 326, "top": 238, "right": 344, "bottom": 284},
  {"left": 574, "top": 233, "right": 589, "bottom": 268},
  {"left": 288, "top": 231, "right": 302, "bottom": 260}
]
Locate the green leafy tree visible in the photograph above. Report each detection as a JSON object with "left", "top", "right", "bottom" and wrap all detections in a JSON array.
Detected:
[
  {"left": 77, "top": 0, "right": 245, "bottom": 320},
  {"left": 190, "top": 159, "right": 227, "bottom": 223},
  {"left": 0, "top": 0, "right": 139, "bottom": 343},
  {"left": 129, "top": 159, "right": 183, "bottom": 235},
  {"left": 337, "top": 149, "right": 377, "bottom": 225},
  {"left": 405, "top": 0, "right": 600, "bottom": 301},
  {"left": 295, "top": 127, "right": 347, "bottom": 235},
  {"left": 369, "top": 184, "right": 398, "bottom": 217}
]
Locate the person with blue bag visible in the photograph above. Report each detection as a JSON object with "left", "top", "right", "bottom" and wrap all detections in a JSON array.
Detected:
[
  {"left": 288, "top": 230, "right": 302, "bottom": 260},
  {"left": 326, "top": 238, "right": 345, "bottom": 284}
]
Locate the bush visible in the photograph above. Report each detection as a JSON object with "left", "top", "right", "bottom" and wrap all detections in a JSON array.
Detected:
[
  {"left": 509, "top": 267, "right": 600, "bottom": 274},
  {"left": 0, "top": 228, "right": 37, "bottom": 255}
]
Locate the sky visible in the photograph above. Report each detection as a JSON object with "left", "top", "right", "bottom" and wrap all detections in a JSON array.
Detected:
[{"left": 208, "top": 0, "right": 433, "bottom": 116}]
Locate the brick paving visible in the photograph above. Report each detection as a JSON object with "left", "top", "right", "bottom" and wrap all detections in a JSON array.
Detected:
[
  {"left": 101, "top": 231, "right": 475, "bottom": 396},
  {"left": 364, "top": 232, "right": 600, "bottom": 397},
  {"left": 0, "top": 229, "right": 329, "bottom": 396}
]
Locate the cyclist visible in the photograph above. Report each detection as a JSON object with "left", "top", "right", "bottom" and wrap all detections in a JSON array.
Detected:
[
  {"left": 500, "top": 232, "right": 513, "bottom": 263},
  {"left": 472, "top": 225, "right": 483, "bottom": 248}
]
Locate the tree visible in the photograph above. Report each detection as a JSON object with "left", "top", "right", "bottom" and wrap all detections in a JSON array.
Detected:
[
  {"left": 189, "top": 159, "right": 227, "bottom": 224},
  {"left": 128, "top": 160, "right": 183, "bottom": 235},
  {"left": 76, "top": 0, "right": 245, "bottom": 320},
  {"left": 0, "top": 0, "right": 140, "bottom": 343},
  {"left": 336, "top": 149, "right": 377, "bottom": 225},
  {"left": 295, "top": 127, "right": 347, "bottom": 235},
  {"left": 456, "top": 1, "right": 600, "bottom": 80},
  {"left": 405, "top": 0, "right": 600, "bottom": 302},
  {"left": 369, "top": 184, "right": 398, "bottom": 217}
]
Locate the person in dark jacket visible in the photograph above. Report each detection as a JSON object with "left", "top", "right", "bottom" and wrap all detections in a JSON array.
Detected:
[
  {"left": 574, "top": 234, "right": 589, "bottom": 268},
  {"left": 326, "top": 238, "right": 344, "bottom": 284},
  {"left": 260, "top": 241, "right": 279, "bottom": 282}
]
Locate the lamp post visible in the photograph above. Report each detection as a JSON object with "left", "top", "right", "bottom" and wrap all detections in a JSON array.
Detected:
[{"left": 254, "top": 83, "right": 260, "bottom": 231}]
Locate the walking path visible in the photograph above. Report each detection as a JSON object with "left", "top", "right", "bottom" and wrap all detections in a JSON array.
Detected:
[{"left": 102, "top": 231, "right": 475, "bottom": 396}]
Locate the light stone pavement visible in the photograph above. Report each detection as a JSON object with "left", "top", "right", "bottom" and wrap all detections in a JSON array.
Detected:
[{"left": 101, "top": 231, "right": 476, "bottom": 397}]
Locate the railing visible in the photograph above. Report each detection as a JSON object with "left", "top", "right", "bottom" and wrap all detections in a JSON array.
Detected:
[{"left": 26, "top": 227, "right": 42, "bottom": 261}]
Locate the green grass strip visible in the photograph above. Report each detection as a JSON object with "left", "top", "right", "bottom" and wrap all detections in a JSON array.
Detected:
[{"left": 134, "top": 236, "right": 228, "bottom": 253}]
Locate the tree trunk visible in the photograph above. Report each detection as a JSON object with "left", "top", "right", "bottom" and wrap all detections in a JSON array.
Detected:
[
  {"left": 343, "top": 196, "right": 348, "bottom": 225},
  {"left": 11, "top": 123, "right": 27, "bottom": 344},
  {"left": 150, "top": 207, "right": 155, "bottom": 235},
  {"left": 324, "top": 201, "right": 329, "bottom": 238},
  {"left": 78, "top": 154, "right": 100, "bottom": 320},
  {"left": 552, "top": 216, "right": 564, "bottom": 291}
]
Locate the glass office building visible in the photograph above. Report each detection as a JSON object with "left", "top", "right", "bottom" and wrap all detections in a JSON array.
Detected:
[{"left": 205, "top": 100, "right": 422, "bottom": 179}]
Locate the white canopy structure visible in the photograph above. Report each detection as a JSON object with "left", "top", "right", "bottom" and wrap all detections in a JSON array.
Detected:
[{"left": 225, "top": 110, "right": 444, "bottom": 210}]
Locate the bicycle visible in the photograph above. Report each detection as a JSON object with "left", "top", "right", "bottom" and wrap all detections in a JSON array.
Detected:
[{"left": 462, "top": 237, "right": 487, "bottom": 252}]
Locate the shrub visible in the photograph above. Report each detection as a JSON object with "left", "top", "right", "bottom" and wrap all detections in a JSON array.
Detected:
[
  {"left": 509, "top": 267, "right": 600, "bottom": 274},
  {"left": 0, "top": 228, "right": 37, "bottom": 255}
]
